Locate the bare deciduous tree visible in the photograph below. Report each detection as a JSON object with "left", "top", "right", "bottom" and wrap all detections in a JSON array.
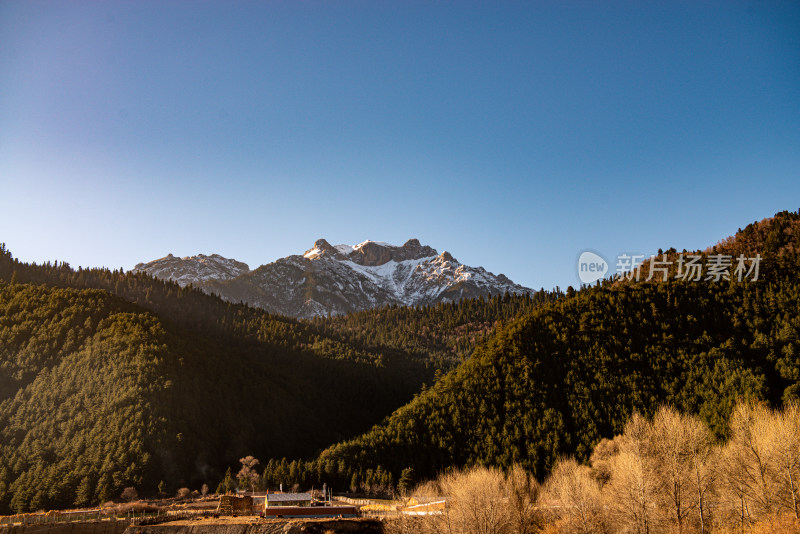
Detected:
[
  {"left": 544, "top": 458, "right": 603, "bottom": 534},
  {"left": 687, "top": 421, "right": 717, "bottom": 534},
  {"left": 772, "top": 402, "right": 800, "bottom": 519},
  {"left": 604, "top": 413, "right": 659, "bottom": 534},
  {"left": 719, "top": 402, "right": 780, "bottom": 528},
  {"left": 589, "top": 436, "right": 620, "bottom": 485},
  {"left": 237, "top": 455, "right": 260, "bottom": 492},
  {"left": 505, "top": 464, "right": 543, "bottom": 534},
  {"left": 437, "top": 466, "right": 510, "bottom": 534},
  {"left": 650, "top": 406, "right": 716, "bottom": 534},
  {"left": 386, "top": 464, "right": 542, "bottom": 534},
  {"left": 120, "top": 487, "right": 138, "bottom": 502}
]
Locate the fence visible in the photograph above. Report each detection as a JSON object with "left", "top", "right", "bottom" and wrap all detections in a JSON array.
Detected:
[
  {"left": 334, "top": 497, "right": 374, "bottom": 506},
  {"left": 359, "top": 510, "right": 403, "bottom": 519},
  {"left": 0, "top": 509, "right": 208, "bottom": 529}
]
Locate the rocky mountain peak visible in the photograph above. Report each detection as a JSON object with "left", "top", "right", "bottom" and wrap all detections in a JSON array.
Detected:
[
  {"left": 135, "top": 238, "right": 531, "bottom": 317},
  {"left": 304, "top": 239, "right": 347, "bottom": 260},
  {"left": 398, "top": 239, "right": 438, "bottom": 261},
  {"left": 132, "top": 253, "right": 250, "bottom": 287},
  {"left": 349, "top": 241, "right": 395, "bottom": 266},
  {"left": 438, "top": 251, "right": 457, "bottom": 263},
  {"left": 313, "top": 238, "right": 335, "bottom": 252},
  {"left": 346, "top": 239, "right": 439, "bottom": 266}
]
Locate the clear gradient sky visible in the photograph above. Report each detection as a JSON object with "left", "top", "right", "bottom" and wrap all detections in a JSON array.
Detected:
[{"left": 1, "top": 1, "right": 798, "bottom": 291}]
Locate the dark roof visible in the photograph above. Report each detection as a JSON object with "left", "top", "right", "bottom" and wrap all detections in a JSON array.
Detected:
[{"left": 266, "top": 493, "right": 312, "bottom": 502}]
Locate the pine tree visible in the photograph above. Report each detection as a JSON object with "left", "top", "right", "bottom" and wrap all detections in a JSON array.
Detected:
[
  {"left": 398, "top": 467, "right": 415, "bottom": 495},
  {"left": 222, "top": 468, "right": 235, "bottom": 494},
  {"left": 75, "top": 476, "right": 94, "bottom": 507}
]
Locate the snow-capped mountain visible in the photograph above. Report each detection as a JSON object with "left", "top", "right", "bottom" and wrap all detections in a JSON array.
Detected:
[
  {"left": 133, "top": 253, "right": 250, "bottom": 286},
  {"left": 133, "top": 239, "right": 531, "bottom": 318}
]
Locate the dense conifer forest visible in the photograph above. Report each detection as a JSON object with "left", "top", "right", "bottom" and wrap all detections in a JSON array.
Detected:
[
  {"left": 0, "top": 279, "right": 433, "bottom": 512},
  {"left": 311, "top": 257, "right": 800, "bottom": 488}
]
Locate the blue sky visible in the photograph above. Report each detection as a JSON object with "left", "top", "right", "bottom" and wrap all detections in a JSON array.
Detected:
[{"left": 1, "top": 1, "right": 798, "bottom": 291}]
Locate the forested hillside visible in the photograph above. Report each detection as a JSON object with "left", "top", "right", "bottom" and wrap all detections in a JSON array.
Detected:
[
  {"left": 261, "top": 211, "right": 800, "bottom": 492},
  {"left": 324, "top": 267, "right": 798, "bottom": 479},
  {"left": 0, "top": 245, "right": 456, "bottom": 513},
  {"left": 0, "top": 279, "right": 435, "bottom": 513}
]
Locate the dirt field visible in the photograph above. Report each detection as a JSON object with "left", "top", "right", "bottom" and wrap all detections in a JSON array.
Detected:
[
  {"left": 126, "top": 516, "right": 382, "bottom": 534},
  {"left": 0, "top": 519, "right": 129, "bottom": 534}
]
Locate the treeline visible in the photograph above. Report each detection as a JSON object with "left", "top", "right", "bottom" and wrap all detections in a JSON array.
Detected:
[
  {"left": 387, "top": 402, "right": 800, "bottom": 534},
  {"left": 308, "top": 289, "right": 562, "bottom": 369},
  {"left": 213, "top": 455, "right": 396, "bottom": 496},
  {"left": 713, "top": 209, "right": 800, "bottom": 258},
  {"left": 616, "top": 209, "right": 800, "bottom": 285}
]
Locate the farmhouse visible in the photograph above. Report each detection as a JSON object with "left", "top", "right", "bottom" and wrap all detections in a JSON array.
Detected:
[
  {"left": 265, "top": 492, "right": 312, "bottom": 507},
  {"left": 261, "top": 492, "right": 356, "bottom": 518}
]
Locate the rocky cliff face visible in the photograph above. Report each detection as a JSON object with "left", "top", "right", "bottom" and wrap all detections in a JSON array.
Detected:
[{"left": 133, "top": 239, "right": 531, "bottom": 318}]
